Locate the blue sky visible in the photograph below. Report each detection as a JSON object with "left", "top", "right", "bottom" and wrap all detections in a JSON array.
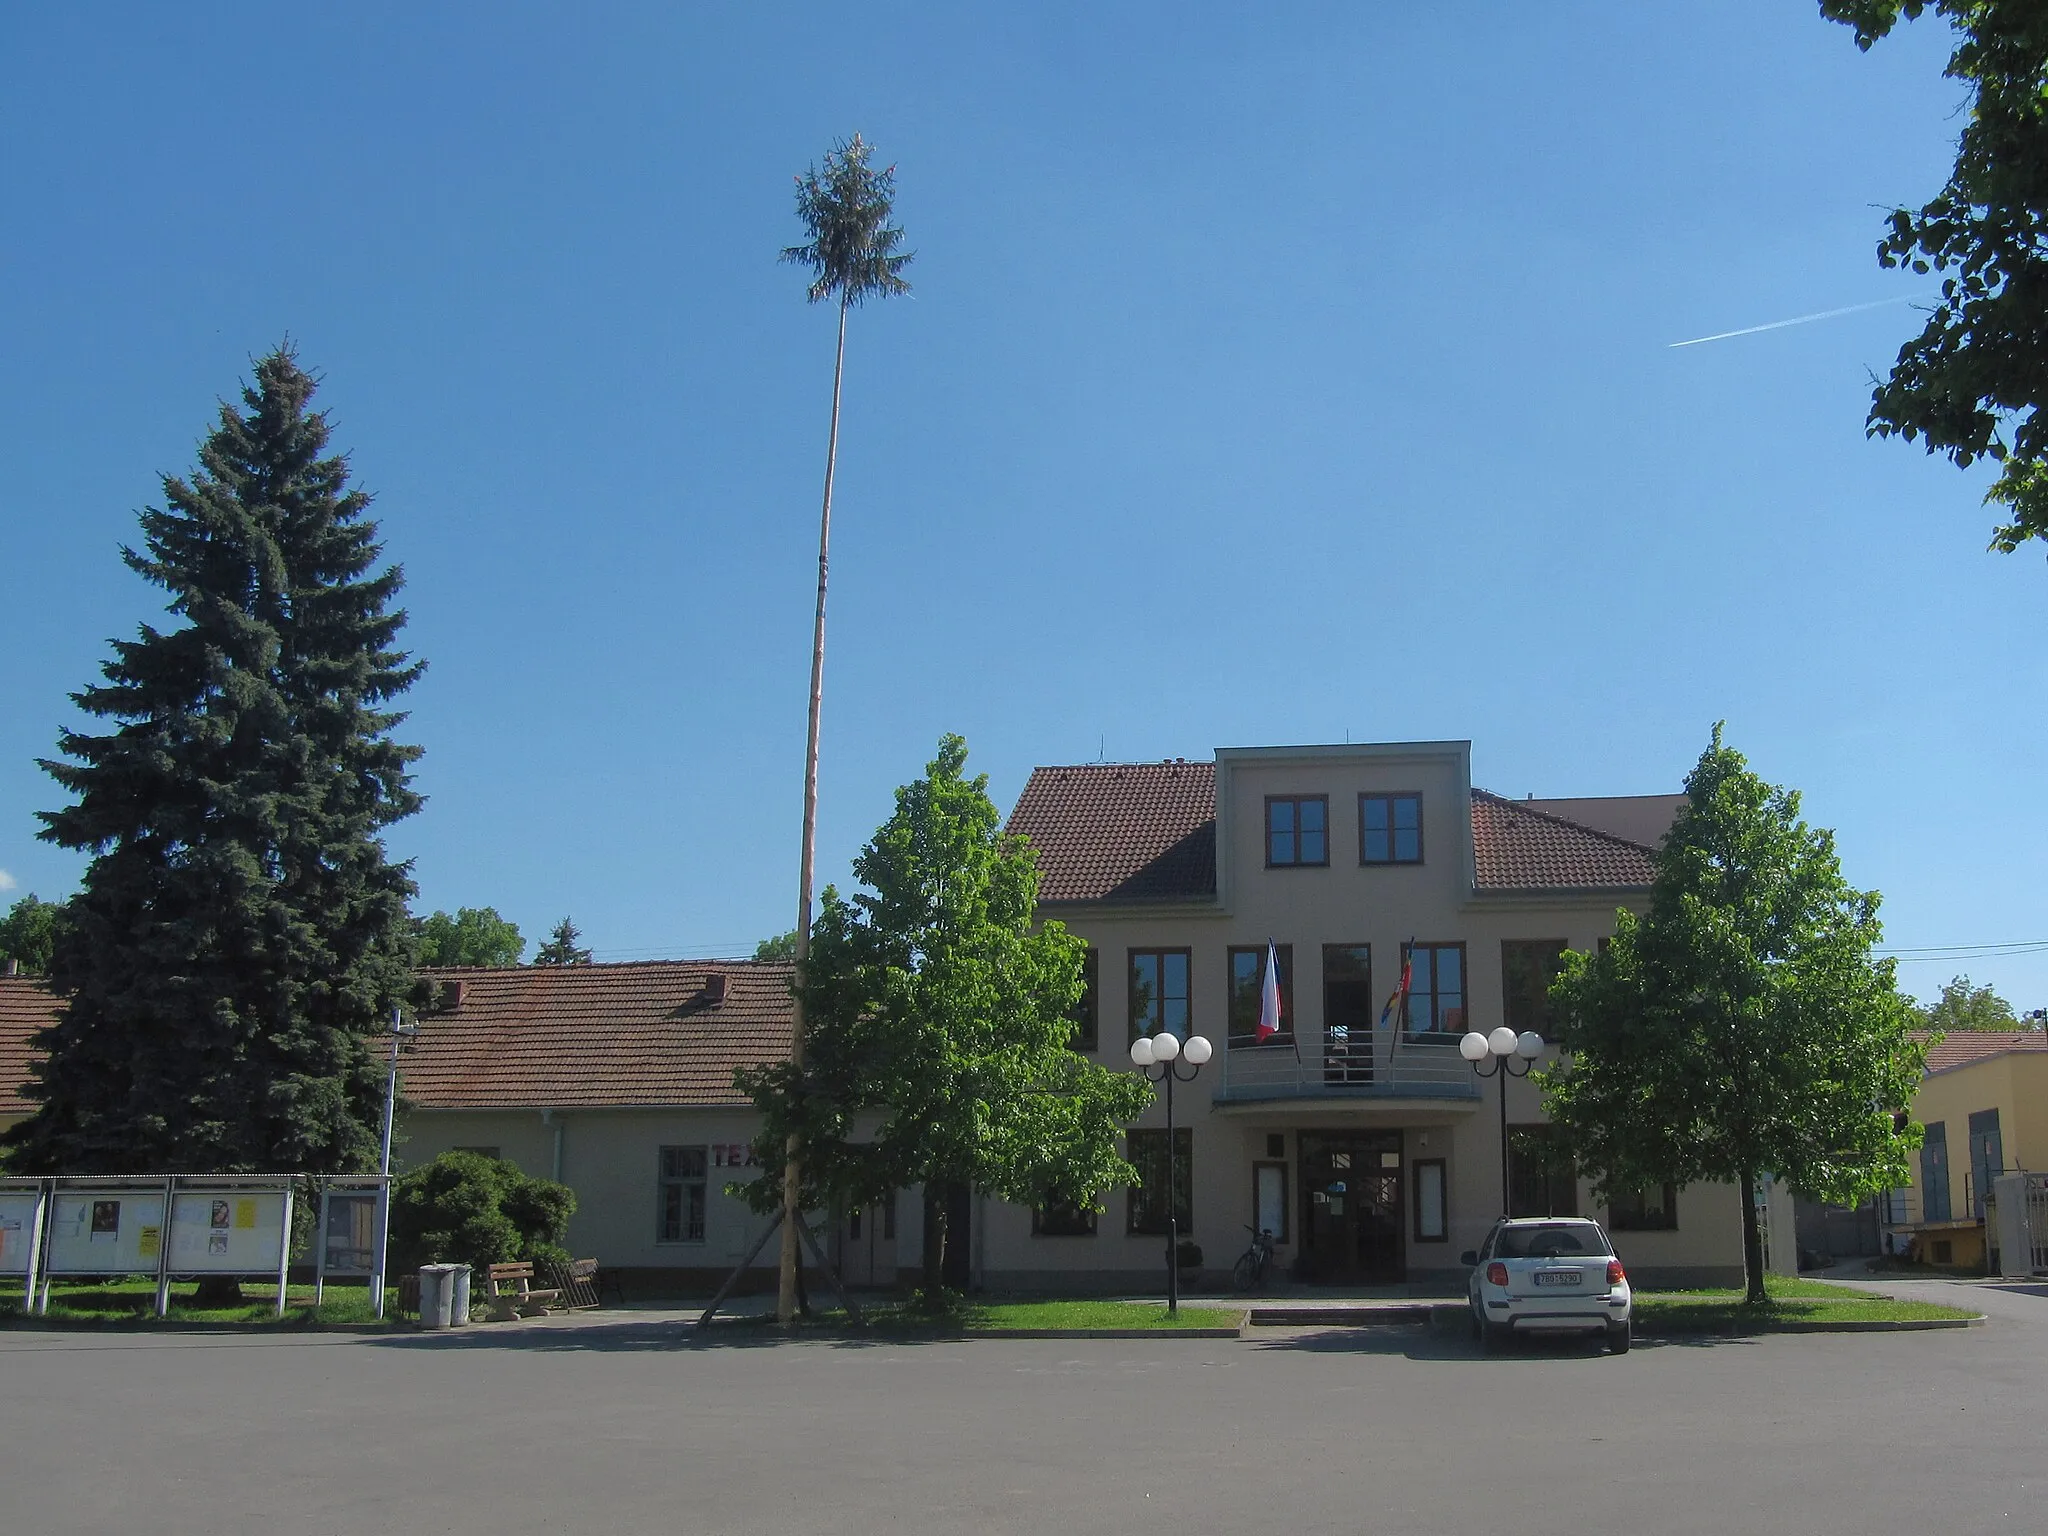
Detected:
[{"left": 2, "top": 5, "right": 2040, "bottom": 1005}]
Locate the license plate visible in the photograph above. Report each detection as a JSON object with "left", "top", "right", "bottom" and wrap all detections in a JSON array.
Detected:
[{"left": 1534, "top": 1271, "right": 1582, "bottom": 1287}]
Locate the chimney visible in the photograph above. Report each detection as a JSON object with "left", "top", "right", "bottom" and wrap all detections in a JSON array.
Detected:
[
  {"left": 4, "top": 958, "right": 17, "bottom": 978},
  {"left": 703, "top": 972, "right": 728, "bottom": 1006},
  {"left": 443, "top": 979, "right": 468, "bottom": 1010}
]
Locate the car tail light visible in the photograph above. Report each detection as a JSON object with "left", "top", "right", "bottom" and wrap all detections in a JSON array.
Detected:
[
  {"left": 1607, "top": 1260, "right": 1626, "bottom": 1286},
  {"left": 1486, "top": 1262, "right": 1509, "bottom": 1287}
]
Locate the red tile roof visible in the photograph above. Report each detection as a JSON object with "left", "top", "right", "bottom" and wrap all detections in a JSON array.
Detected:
[
  {"left": 0, "top": 964, "right": 794, "bottom": 1118},
  {"left": 1004, "top": 763, "right": 1664, "bottom": 902},
  {"left": 1469, "top": 791, "right": 1660, "bottom": 892},
  {"left": 404, "top": 962, "right": 792, "bottom": 1109},
  {"left": 1007, "top": 762, "right": 1218, "bottom": 904},
  {"left": 0, "top": 977, "right": 59, "bottom": 1117},
  {"left": 1915, "top": 1030, "right": 2048, "bottom": 1076}
]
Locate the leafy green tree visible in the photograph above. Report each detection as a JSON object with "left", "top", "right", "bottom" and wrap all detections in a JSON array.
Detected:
[
  {"left": 752, "top": 929, "right": 800, "bottom": 963},
  {"left": 1917, "top": 974, "right": 2021, "bottom": 1031},
  {"left": 773, "top": 133, "right": 915, "bottom": 1320},
  {"left": 388, "top": 1150, "right": 576, "bottom": 1275},
  {"left": 1822, "top": 2, "right": 2048, "bottom": 550},
  {"left": 531, "top": 917, "right": 591, "bottom": 966},
  {"left": 3, "top": 348, "right": 422, "bottom": 1176},
  {"left": 736, "top": 736, "right": 1152, "bottom": 1295},
  {"left": 1543, "top": 726, "right": 1926, "bottom": 1304},
  {"left": 415, "top": 907, "right": 525, "bottom": 967},
  {"left": 0, "top": 894, "right": 70, "bottom": 976}
]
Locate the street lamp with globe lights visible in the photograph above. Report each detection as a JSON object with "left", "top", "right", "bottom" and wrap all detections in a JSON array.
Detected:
[
  {"left": 1461, "top": 1026, "right": 1544, "bottom": 1219},
  {"left": 1130, "top": 1029, "right": 1213, "bottom": 1314}
]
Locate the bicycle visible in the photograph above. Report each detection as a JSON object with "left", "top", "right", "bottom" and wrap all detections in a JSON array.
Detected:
[{"left": 1231, "top": 1224, "right": 1277, "bottom": 1291}]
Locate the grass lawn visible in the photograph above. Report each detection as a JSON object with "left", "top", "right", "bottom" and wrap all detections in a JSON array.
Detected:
[
  {"left": 1633, "top": 1274, "right": 1977, "bottom": 1331},
  {"left": 0, "top": 1278, "right": 395, "bottom": 1327}
]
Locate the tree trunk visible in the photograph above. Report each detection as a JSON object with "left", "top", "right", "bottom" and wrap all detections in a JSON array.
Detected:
[
  {"left": 921, "top": 1182, "right": 946, "bottom": 1297},
  {"left": 1738, "top": 1167, "right": 1768, "bottom": 1306},
  {"left": 778, "top": 295, "right": 852, "bottom": 1324}
]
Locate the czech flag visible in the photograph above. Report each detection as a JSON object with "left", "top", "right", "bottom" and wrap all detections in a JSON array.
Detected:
[
  {"left": 1379, "top": 951, "right": 1413, "bottom": 1034},
  {"left": 1256, "top": 939, "right": 1283, "bottom": 1042}
]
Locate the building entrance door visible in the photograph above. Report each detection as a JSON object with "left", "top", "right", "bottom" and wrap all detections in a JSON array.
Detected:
[
  {"left": 840, "top": 1199, "right": 897, "bottom": 1287},
  {"left": 1299, "top": 1131, "right": 1403, "bottom": 1283}
]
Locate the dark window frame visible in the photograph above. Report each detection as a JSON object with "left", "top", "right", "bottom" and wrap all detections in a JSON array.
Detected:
[
  {"left": 1359, "top": 792, "right": 1424, "bottom": 865},
  {"left": 1400, "top": 941, "right": 1468, "bottom": 1039},
  {"left": 1264, "top": 794, "right": 1330, "bottom": 868},
  {"left": 1412, "top": 1158, "right": 1449, "bottom": 1243},
  {"left": 1501, "top": 939, "right": 1569, "bottom": 1038},
  {"left": 1128, "top": 947, "right": 1193, "bottom": 1044},
  {"left": 1031, "top": 1194, "right": 1099, "bottom": 1237},
  {"left": 1126, "top": 1127, "right": 1194, "bottom": 1236},
  {"left": 1227, "top": 943, "right": 1295, "bottom": 1048},
  {"left": 1320, "top": 943, "right": 1374, "bottom": 1083},
  {"left": 657, "top": 1145, "right": 709, "bottom": 1244},
  {"left": 1607, "top": 1183, "right": 1678, "bottom": 1232},
  {"left": 1069, "top": 948, "right": 1100, "bottom": 1052}
]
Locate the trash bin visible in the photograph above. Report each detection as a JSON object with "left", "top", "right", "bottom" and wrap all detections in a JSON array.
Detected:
[
  {"left": 417, "top": 1263, "right": 460, "bottom": 1330},
  {"left": 449, "top": 1264, "right": 472, "bottom": 1327}
]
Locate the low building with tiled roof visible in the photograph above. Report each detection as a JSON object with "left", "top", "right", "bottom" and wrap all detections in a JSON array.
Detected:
[
  {"left": 0, "top": 974, "right": 62, "bottom": 1133},
  {"left": 990, "top": 739, "right": 1755, "bottom": 1293},
  {"left": 1884, "top": 1028, "right": 2048, "bottom": 1272}
]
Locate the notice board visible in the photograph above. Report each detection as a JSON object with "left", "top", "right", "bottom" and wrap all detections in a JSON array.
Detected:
[
  {"left": 44, "top": 1189, "right": 170, "bottom": 1276},
  {"left": 167, "top": 1190, "right": 289, "bottom": 1274},
  {"left": 0, "top": 1191, "right": 43, "bottom": 1276}
]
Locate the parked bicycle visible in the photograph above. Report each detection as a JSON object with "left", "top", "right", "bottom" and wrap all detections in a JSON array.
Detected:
[{"left": 1232, "top": 1224, "right": 1277, "bottom": 1291}]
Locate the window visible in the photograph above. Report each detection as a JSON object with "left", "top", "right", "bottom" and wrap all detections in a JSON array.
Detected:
[
  {"left": 1607, "top": 1183, "right": 1677, "bottom": 1232},
  {"left": 1128, "top": 949, "right": 1191, "bottom": 1043},
  {"left": 1321, "top": 944, "right": 1374, "bottom": 1083},
  {"left": 1228, "top": 944, "right": 1294, "bottom": 1047},
  {"left": 1265, "top": 796, "right": 1329, "bottom": 867},
  {"left": 1069, "top": 948, "right": 1099, "bottom": 1052},
  {"left": 1401, "top": 942, "right": 1466, "bottom": 1037},
  {"left": 1032, "top": 1195, "right": 1098, "bottom": 1237},
  {"left": 1360, "top": 792, "right": 1423, "bottom": 864},
  {"left": 1412, "top": 1159, "right": 1448, "bottom": 1242},
  {"left": 657, "top": 1146, "right": 708, "bottom": 1243},
  {"left": 1508, "top": 1126, "right": 1579, "bottom": 1217},
  {"left": 1254, "top": 1161, "right": 1290, "bottom": 1242},
  {"left": 1126, "top": 1128, "right": 1193, "bottom": 1235},
  {"left": 1501, "top": 940, "right": 1568, "bottom": 1036}
]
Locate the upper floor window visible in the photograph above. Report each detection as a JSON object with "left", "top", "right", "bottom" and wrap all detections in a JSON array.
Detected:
[
  {"left": 1402, "top": 941, "right": 1466, "bottom": 1037},
  {"left": 1227, "top": 944, "right": 1294, "bottom": 1048},
  {"left": 1129, "top": 949, "right": 1191, "bottom": 1043},
  {"left": 1501, "top": 940, "right": 1568, "bottom": 1036},
  {"left": 1360, "top": 793, "right": 1423, "bottom": 864},
  {"left": 1068, "top": 948, "right": 1099, "bottom": 1052},
  {"left": 1265, "top": 796, "right": 1328, "bottom": 867}
]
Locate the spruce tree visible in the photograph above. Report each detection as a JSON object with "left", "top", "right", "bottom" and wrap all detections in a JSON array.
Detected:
[{"left": 4, "top": 347, "right": 423, "bottom": 1175}]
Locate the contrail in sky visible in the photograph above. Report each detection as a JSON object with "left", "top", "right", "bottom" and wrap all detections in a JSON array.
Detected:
[{"left": 1668, "top": 293, "right": 1923, "bottom": 348}]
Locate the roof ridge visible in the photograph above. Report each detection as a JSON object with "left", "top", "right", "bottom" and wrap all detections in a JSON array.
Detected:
[
  {"left": 1472, "top": 787, "right": 1660, "bottom": 856},
  {"left": 417, "top": 958, "right": 794, "bottom": 976}
]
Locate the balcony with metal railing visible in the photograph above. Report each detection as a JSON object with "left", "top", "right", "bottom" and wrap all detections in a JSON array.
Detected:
[{"left": 1213, "top": 1025, "right": 1484, "bottom": 1106}]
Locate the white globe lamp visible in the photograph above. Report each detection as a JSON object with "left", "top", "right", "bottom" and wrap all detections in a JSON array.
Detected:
[
  {"left": 1183, "top": 1034, "right": 1213, "bottom": 1065},
  {"left": 1459, "top": 1031, "right": 1490, "bottom": 1062},
  {"left": 1488, "top": 1025, "right": 1519, "bottom": 1057},
  {"left": 1130, "top": 1037, "right": 1155, "bottom": 1067}
]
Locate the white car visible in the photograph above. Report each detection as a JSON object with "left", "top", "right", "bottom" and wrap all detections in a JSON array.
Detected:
[{"left": 1464, "top": 1216, "right": 1633, "bottom": 1353}]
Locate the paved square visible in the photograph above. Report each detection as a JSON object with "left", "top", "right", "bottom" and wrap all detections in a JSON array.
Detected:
[{"left": 1, "top": 1280, "right": 2041, "bottom": 1536}]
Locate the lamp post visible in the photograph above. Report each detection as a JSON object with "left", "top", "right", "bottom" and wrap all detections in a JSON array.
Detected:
[
  {"left": 1130, "top": 1029, "right": 1213, "bottom": 1315},
  {"left": 371, "top": 1006, "right": 419, "bottom": 1319},
  {"left": 1461, "top": 1026, "right": 1543, "bottom": 1219}
]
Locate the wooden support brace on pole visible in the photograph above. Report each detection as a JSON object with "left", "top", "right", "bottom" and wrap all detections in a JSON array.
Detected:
[
  {"left": 696, "top": 1210, "right": 784, "bottom": 1330},
  {"left": 794, "top": 1209, "right": 862, "bottom": 1325}
]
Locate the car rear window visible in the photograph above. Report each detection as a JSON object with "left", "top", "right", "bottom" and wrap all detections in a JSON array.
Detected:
[{"left": 1495, "top": 1222, "right": 1612, "bottom": 1258}]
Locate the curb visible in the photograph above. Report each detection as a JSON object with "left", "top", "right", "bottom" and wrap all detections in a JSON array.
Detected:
[
  {"left": 0, "top": 1318, "right": 400, "bottom": 1336},
  {"left": 1637, "top": 1313, "right": 1985, "bottom": 1337}
]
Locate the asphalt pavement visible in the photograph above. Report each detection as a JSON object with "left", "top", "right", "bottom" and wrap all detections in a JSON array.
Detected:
[{"left": 0, "top": 1287, "right": 2040, "bottom": 1536}]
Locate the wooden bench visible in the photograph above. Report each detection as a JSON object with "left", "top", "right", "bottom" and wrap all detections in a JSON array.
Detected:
[{"left": 484, "top": 1261, "right": 561, "bottom": 1321}]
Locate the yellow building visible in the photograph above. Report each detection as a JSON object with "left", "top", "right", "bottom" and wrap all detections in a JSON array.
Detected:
[{"left": 1890, "top": 1031, "right": 2048, "bottom": 1270}]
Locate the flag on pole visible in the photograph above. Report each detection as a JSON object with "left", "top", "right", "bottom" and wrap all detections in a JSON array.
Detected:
[
  {"left": 1380, "top": 945, "right": 1414, "bottom": 1059},
  {"left": 1256, "top": 939, "right": 1283, "bottom": 1043}
]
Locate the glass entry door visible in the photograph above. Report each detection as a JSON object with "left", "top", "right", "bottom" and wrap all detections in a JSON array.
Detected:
[{"left": 1299, "top": 1131, "right": 1404, "bottom": 1283}]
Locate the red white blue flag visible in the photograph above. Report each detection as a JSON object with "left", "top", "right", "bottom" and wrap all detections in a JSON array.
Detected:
[
  {"left": 1256, "top": 939, "right": 1283, "bottom": 1043},
  {"left": 1380, "top": 950, "right": 1413, "bottom": 1034}
]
